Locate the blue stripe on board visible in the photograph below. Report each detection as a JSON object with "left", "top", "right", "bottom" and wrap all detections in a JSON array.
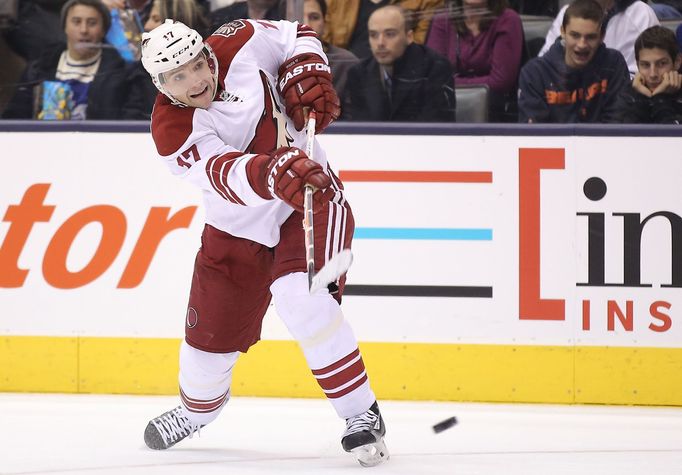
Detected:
[{"left": 354, "top": 227, "right": 492, "bottom": 240}]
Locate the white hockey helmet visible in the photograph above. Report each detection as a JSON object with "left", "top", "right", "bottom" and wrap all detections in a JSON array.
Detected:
[{"left": 141, "top": 19, "right": 218, "bottom": 105}]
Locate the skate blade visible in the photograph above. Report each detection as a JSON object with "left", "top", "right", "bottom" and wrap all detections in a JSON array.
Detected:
[{"left": 350, "top": 439, "right": 390, "bottom": 467}]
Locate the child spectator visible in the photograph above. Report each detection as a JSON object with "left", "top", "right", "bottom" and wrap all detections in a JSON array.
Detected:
[
  {"left": 620, "top": 25, "right": 682, "bottom": 123},
  {"left": 539, "top": 0, "right": 659, "bottom": 75},
  {"left": 518, "top": 0, "right": 630, "bottom": 123}
]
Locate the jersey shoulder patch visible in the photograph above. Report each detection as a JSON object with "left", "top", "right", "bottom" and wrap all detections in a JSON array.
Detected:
[
  {"left": 208, "top": 21, "right": 256, "bottom": 87},
  {"left": 209, "top": 20, "right": 255, "bottom": 54},
  {"left": 151, "top": 95, "right": 196, "bottom": 157}
]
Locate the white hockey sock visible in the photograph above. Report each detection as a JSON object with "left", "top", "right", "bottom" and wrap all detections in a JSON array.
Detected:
[
  {"left": 271, "top": 272, "right": 376, "bottom": 419},
  {"left": 178, "top": 340, "right": 238, "bottom": 426}
]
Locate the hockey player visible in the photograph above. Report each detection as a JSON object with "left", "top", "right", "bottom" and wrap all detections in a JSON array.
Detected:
[{"left": 139, "top": 19, "right": 388, "bottom": 467}]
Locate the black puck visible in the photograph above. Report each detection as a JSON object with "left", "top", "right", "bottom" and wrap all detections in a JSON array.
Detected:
[{"left": 432, "top": 416, "right": 457, "bottom": 433}]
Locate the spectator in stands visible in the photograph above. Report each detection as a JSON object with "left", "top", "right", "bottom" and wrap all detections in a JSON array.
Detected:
[
  {"left": 210, "top": 0, "right": 281, "bottom": 32},
  {"left": 517, "top": 0, "right": 629, "bottom": 123},
  {"left": 145, "top": 0, "right": 211, "bottom": 37},
  {"left": 344, "top": 5, "right": 456, "bottom": 121},
  {"left": 323, "top": 0, "right": 444, "bottom": 60},
  {"left": 676, "top": 23, "right": 682, "bottom": 54},
  {"left": 2, "top": 0, "right": 148, "bottom": 119},
  {"left": 303, "top": 0, "right": 360, "bottom": 112},
  {"left": 620, "top": 25, "right": 682, "bottom": 122},
  {"left": 426, "top": 0, "right": 523, "bottom": 121},
  {"left": 539, "top": 0, "right": 659, "bottom": 75}
]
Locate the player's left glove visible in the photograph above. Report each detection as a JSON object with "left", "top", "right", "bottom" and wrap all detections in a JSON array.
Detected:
[
  {"left": 247, "top": 146, "right": 334, "bottom": 212},
  {"left": 277, "top": 53, "right": 340, "bottom": 134}
]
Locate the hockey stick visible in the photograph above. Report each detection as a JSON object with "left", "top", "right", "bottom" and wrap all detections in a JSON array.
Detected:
[
  {"left": 303, "top": 112, "right": 317, "bottom": 290},
  {"left": 303, "top": 111, "right": 353, "bottom": 294}
]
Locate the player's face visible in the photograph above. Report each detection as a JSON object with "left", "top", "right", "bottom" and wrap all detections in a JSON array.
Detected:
[
  {"left": 162, "top": 55, "right": 216, "bottom": 109},
  {"left": 64, "top": 5, "right": 106, "bottom": 60},
  {"left": 368, "top": 8, "right": 413, "bottom": 67},
  {"left": 303, "top": 0, "right": 325, "bottom": 37},
  {"left": 560, "top": 18, "right": 602, "bottom": 69},
  {"left": 637, "top": 47, "right": 680, "bottom": 91}
]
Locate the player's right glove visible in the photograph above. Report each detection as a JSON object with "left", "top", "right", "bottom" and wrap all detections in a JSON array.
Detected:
[
  {"left": 247, "top": 146, "right": 334, "bottom": 212},
  {"left": 277, "top": 53, "right": 340, "bottom": 134}
]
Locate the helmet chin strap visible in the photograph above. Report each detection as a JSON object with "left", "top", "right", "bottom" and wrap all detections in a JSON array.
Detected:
[{"left": 168, "top": 93, "right": 187, "bottom": 108}]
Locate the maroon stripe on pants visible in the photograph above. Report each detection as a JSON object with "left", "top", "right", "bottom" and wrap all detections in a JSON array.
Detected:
[
  {"left": 325, "top": 374, "right": 369, "bottom": 399},
  {"left": 311, "top": 348, "right": 360, "bottom": 376},
  {"left": 180, "top": 387, "right": 228, "bottom": 413},
  {"left": 315, "top": 358, "right": 366, "bottom": 391}
]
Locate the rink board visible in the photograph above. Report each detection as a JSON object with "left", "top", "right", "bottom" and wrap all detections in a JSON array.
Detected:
[
  {"left": 1, "top": 127, "right": 681, "bottom": 405},
  {"left": 2, "top": 336, "right": 682, "bottom": 405}
]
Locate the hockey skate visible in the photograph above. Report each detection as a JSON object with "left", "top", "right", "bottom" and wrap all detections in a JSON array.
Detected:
[
  {"left": 341, "top": 401, "right": 389, "bottom": 467},
  {"left": 144, "top": 406, "right": 201, "bottom": 450}
]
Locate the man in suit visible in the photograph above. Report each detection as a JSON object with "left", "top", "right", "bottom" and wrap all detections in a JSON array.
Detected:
[{"left": 344, "top": 4, "right": 455, "bottom": 121}]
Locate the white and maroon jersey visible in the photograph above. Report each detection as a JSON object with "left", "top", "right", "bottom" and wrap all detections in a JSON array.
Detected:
[{"left": 150, "top": 19, "right": 332, "bottom": 247}]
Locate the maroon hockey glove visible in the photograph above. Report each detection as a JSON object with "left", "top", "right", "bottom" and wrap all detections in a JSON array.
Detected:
[
  {"left": 247, "top": 146, "right": 334, "bottom": 212},
  {"left": 277, "top": 53, "right": 340, "bottom": 134}
]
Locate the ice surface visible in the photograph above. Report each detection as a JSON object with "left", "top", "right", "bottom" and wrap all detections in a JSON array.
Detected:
[{"left": 1, "top": 394, "right": 681, "bottom": 474}]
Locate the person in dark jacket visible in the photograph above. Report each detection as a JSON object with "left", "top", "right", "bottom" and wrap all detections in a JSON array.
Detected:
[
  {"left": 517, "top": 0, "right": 630, "bottom": 123},
  {"left": 620, "top": 25, "right": 682, "bottom": 123},
  {"left": 344, "top": 5, "right": 455, "bottom": 122},
  {"left": 2, "top": 0, "right": 146, "bottom": 120}
]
